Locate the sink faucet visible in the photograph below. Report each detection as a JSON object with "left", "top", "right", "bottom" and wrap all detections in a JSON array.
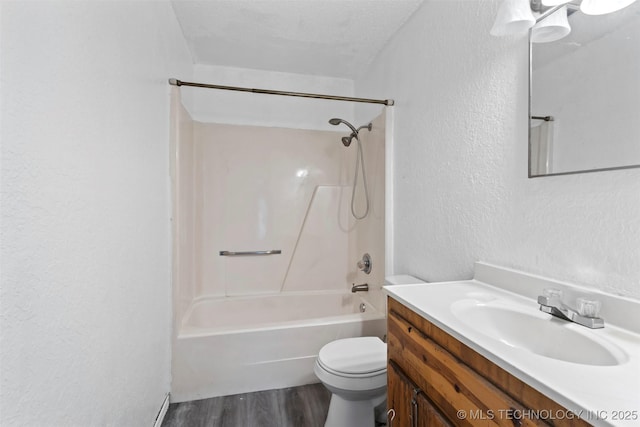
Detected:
[
  {"left": 352, "top": 283, "right": 369, "bottom": 293},
  {"left": 537, "top": 294, "right": 604, "bottom": 329}
]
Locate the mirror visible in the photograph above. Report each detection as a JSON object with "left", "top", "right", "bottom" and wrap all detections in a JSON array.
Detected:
[{"left": 529, "top": 2, "right": 640, "bottom": 177}]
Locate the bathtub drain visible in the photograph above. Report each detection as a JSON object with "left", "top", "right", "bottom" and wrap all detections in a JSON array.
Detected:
[{"left": 359, "top": 303, "right": 366, "bottom": 313}]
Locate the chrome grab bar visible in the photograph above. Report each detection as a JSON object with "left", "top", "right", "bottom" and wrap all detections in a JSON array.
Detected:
[{"left": 219, "top": 250, "right": 282, "bottom": 256}]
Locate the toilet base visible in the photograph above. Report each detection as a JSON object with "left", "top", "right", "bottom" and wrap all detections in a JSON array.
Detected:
[{"left": 324, "top": 393, "right": 385, "bottom": 427}]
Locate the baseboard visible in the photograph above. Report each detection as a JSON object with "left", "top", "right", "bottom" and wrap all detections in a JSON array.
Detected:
[{"left": 153, "top": 393, "right": 170, "bottom": 427}]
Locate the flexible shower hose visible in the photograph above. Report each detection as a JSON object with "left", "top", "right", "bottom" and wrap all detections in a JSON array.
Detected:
[{"left": 351, "top": 135, "right": 369, "bottom": 220}]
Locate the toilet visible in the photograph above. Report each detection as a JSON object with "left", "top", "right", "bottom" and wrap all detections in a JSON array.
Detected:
[
  {"left": 314, "top": 336, "right": 387, "bottom": 427},
  {"left": 314, "top": 275, "right": 426, "bottom": 427}
]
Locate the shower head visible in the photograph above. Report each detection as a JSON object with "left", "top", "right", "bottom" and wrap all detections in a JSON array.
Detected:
[
  {"left": 329, "top": 118, "right": 372, "bottom": 147},
  {"left": 328, "top": 118, "right": 358, "bottom": 135}
]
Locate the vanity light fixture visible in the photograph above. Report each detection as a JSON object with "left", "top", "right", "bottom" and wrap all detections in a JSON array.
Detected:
[
  {"left": 491, "top": 0, "right": 571, "bottom": 40},
  {"left": 531, "top": 6, "right": 571, "bottom": 43},
  {"left": 492, "top": 0, "right": 638, "bottom": 38},
  {"left": 541, "top": 0, "right": 639, "bottom": 12},
  {"left": 490, "top": 0, "right": 536, "bottom": 36}
]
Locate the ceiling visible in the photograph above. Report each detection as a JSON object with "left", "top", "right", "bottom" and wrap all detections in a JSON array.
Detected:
[{"left": 170, "top": 0, "right": 424, "bottom": 79}]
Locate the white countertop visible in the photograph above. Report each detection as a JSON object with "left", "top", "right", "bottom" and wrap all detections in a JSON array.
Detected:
[{"left": 384, "top": 264, "right": 640, "bottom": 427}]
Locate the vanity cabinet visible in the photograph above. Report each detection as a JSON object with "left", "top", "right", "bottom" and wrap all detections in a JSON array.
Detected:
[{"left": 387, "top": 297, "right": 592, "bottom": 427}]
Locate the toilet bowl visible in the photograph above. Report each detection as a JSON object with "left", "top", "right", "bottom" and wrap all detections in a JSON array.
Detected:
[{"left": 314, "top": 336, "right": 387, "bottom": 427}]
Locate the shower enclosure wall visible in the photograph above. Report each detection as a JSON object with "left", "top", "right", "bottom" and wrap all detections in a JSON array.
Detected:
[{"left": 170, "top": 89, "right": 387, "bottom": 402}]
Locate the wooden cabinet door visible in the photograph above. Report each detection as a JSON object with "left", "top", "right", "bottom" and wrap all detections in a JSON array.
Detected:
[
  {"left": 388, "top": 359, "right": 415, "bottom": 427},
  {"left": 389, "top": 360, "right": 453, "bottom": 427},
  {"left": 415, "top": 390, "right": 454, "bottom": 427}
]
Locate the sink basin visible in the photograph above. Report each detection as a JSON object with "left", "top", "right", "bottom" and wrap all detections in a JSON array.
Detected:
[{"left": 451, "top": 299, "right": 628, "bottom": 366}]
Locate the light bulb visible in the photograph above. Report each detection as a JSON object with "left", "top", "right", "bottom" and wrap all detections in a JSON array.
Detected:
[
  {"left": 490, "top": 0, "right": 536, "bottom": 36},
  {"left": 541, "top": 0, "right": 570, "bottom": 5},
  {"left": 580, "top": 0, "right": 638, "bottom": 15},
  {"left": 531, "top": 6, "right": 571, "bottom": 43}
]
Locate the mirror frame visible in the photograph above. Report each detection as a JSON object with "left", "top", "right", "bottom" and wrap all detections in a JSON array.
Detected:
[{"left": 527, "top": 5, "right": 640, "bottom": 178}]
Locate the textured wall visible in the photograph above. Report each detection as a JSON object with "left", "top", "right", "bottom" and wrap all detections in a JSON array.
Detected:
[
  {"left": 0, "top": 2, "right": 192, "bottom": 425},
  {"left": 356, "top": 0, "right": 640, "bottom": 298}
]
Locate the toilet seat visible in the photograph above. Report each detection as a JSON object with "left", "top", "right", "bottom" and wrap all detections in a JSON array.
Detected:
[
  {"left": 315, "top": 337, "right": 387, "bottom": 393},
  {"left": 317, "top": 361, "right": 386, "bottom": 379},
  {"left": 317, "top": 337, "right": 387, "bottom": 375}
]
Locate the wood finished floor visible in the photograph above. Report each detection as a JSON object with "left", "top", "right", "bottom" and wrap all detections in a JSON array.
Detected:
[{"left": 162, "top": 383, "right": 331, "bottom": 427}]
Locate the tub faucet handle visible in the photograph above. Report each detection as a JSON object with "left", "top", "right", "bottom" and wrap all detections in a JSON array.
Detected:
[{"left": 357, "top": 253, "right": 372, "bottom": 274}]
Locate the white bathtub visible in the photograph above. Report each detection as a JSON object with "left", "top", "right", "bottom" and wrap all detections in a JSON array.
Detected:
[{"left": 171, "top": 290, "right": 386, "bottom": 403}]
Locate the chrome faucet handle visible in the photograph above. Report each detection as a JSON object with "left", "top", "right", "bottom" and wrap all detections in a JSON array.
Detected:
[
  {"left": 576, "top": 297, "right": 602, "bottom": 318},
  {"left": 357, "top": 253, "right": 372, "bottom": 274},
  {"left": 538, "top": 295, "right": 605, "bottom": 329}
]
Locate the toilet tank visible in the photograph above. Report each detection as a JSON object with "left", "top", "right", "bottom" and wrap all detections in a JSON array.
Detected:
[
  {"left": 381, "top": 275, "right": 425, "bottom": 342},
  {"left": 384, "top": 275, "right": 426, "bottom": 286}
]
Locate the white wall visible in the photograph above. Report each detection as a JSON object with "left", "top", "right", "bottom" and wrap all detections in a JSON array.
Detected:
[
  {"left": 0, "top": 2, "right": 193, "bottom": 426},
  {"left": 356, "top": 0, "right": 640, "bottom": 299},
  {"left": 185, "top": 64, "right": 355, "bottom": 130}
]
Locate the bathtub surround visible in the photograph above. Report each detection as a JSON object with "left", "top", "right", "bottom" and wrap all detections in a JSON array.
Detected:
[
  {"left": 355, "top": 0, "right": 640, "bottom": 299},
  {"left": 193, "top": 123, "right": 353, "bottom": 296},
  {"left": 173, "top": 96, "right": 384, "bottom": 298},
  {"left": 0, "top": 2, "right": 193, "bottom": 426},
  {"left": 171, "top": 91, "right": 387, "bottom": 401}
]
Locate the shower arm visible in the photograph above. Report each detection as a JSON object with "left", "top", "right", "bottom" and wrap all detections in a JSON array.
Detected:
[{"left": 357, "top": 123, "right": 373, "bottom": 133}]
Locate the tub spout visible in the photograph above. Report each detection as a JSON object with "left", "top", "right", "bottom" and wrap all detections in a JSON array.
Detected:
[{"left": 351, "top": 283, "right": 369, "bottom": 293}]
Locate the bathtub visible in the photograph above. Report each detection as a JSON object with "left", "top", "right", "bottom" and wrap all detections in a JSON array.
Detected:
[{"left": 170, "top": 290, "right": 386, "bottom": 403}]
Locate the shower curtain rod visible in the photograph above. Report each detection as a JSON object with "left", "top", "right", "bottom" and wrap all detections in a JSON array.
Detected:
[
  {"left": 531, "top": 115, "right": 554, "bottom": 121},
  {"left": 168, "top": 78, "right": 394, "bottom": 106}
]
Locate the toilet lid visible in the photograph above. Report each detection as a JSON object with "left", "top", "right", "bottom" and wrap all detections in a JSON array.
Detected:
[{"left": 317, "top": 337, "right": 387, "bottom": 375}]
